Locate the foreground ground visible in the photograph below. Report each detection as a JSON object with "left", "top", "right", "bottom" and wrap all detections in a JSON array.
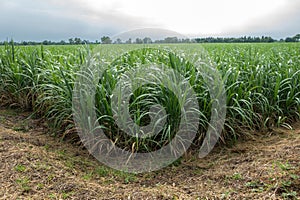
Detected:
[{"left": 0, "top": 108, "right": 299, "bottom": 199}]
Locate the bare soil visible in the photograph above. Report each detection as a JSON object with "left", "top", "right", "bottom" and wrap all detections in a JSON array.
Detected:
[{"left": 0, "top": 108, "right": 299, "bottom": 199}]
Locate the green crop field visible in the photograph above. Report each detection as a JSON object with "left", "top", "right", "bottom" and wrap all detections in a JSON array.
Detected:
[{"left": 0, "top": 42, "right": 299, "bottom": 152}]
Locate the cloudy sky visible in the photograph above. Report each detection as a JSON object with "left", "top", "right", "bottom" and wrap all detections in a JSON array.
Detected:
[{"left": 1, "top": 0, "right": 299, "bottom": 41}]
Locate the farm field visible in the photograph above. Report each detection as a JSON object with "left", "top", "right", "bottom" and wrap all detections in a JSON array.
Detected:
[{"left": 0, "top": 43, "right": 300, "bottom": 199}]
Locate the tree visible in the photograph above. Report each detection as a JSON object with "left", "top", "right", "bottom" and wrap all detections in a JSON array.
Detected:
[
  {"left": 285, "top": 37, "right": 296, "bottom": 42},
  {"left": 293, "top": 34, "right": 300, "bottom": 42},
  {"left": 253, "top": 37, "right": 260, "bottom": 43},
  {"left": 125, "top": 38, "right": 132, "bottom": 44},
  {"left": 42, "top": 40, "right": 49, "bottom": 45},
  {"left": 68, "top": 38, "right": 74, "bottom": 44},
  {"left": 261, "top": 36, "right": 275, "bottom": 43},
  {"left": 143, "top": 37, "right": 152, "bottom": 44},
  {"left": 101, "top": 36, "right": 112, "bottom": 44},
  {"left": 74, "top": 37, "right": 82, "bottom": 44},
  {"left": 21, "top": 41, "right": 29, "bottom": 45},
  {"left": 164, "top": 37, "right": 178, "bottom": 43},
  {"left": 59, "top": 40, "right": 66, "bottom": 45},
  {"left": 194, "top": 38, "right": 202, "bottom": 43},
  {"left": 181, "top": 38, "right": 190, "bottom": 43},
  {"left": 135, "top": 38, "right": 143, "bottom": 44},
  {"left": 115, "top": 38, "right": 122, "bottom": 44}
]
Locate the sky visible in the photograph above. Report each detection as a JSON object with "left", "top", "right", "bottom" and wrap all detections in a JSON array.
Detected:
[{"left": 0, "top": 0, "right": 299, "bottom": 41}]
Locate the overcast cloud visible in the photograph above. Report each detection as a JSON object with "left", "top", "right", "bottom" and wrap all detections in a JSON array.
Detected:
[{"left": 0, "top": 0, "right": 299, "bottom": 41}]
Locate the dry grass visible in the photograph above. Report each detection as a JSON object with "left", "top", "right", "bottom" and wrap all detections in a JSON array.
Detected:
[{"left": 0, "top": 107, "right": 299, "bottom": 199}]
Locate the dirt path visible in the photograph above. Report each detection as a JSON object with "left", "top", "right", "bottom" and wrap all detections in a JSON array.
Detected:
[{"left": 0, "top": 108, "right": 299, "bottom": 199}]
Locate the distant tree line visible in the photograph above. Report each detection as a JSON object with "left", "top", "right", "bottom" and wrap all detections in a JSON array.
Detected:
[
  {"left": 1, "top": 34, "right": 299, "bottom": 45},
  {"left": 194, "top": 36, "right": 276, "bottom": 43}
]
